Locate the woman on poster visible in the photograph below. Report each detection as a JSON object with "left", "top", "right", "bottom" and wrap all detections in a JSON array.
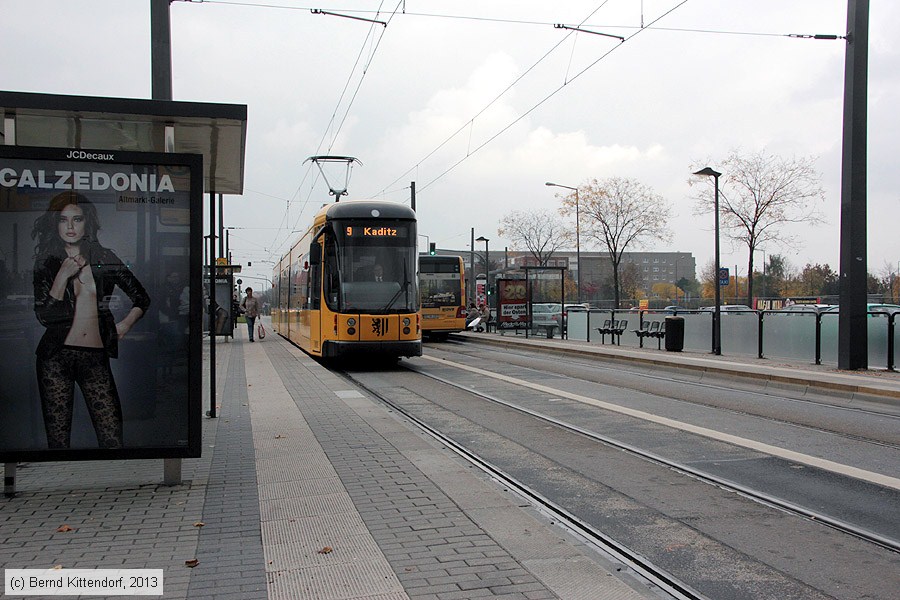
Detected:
[{"left": 32, "top": 191, "right": 150, "bottom": 449}]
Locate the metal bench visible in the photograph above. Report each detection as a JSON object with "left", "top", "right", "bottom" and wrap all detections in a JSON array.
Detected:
[
  {"left": 596, "top": 319, "right": 627, "bottom": 345},
  {"left": 632, "top": 320, "right": 660, "bottom": 348},
  {"left": 595, "top": 319, "right": 613, "bottom": 343},
  {"left": 648, "top": 320, "right": 666, "bottom": 349},
  {"left": 633, "top": 320, "right": 666, "bottom": 349}
]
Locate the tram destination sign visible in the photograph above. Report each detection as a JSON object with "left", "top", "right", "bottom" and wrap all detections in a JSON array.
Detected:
[{"left": 343, "top": 224, "right": 409, "bottom": 238}]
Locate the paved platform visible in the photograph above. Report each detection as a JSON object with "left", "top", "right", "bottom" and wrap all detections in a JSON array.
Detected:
[{"left": 1, "top": 323, "right": 658, "bottom": 600}]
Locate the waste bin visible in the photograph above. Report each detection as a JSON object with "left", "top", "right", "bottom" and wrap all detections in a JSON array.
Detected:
[{"left": 664, "top": 315, "right": 684, "bottom": 351}]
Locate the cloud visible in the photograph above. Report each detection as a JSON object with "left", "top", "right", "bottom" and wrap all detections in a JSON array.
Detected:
[{"left": 2, "top": 0, "right": 896, "bottom": 278}]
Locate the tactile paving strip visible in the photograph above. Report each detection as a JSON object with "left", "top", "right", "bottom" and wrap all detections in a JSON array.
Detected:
[
  {"left": 267, "top": 564, "right": 407, "bottom": 600},
  {"left": 246, "top": 341, "right": 408, "bottom": 600},
  {"left": 254, "top": 458, "right": 340, "bottom": 484},
  {"left": 259, "top": 492, "right": 357, "bottom": 521},
  {"left": 257, "top": 477, "right": 347, "bottom": 502},
  {"left": 264, "top": 533, "right": 384, "bottom": 571},
  {"left": 261, "top": 512, "right": 371, "bottom": 545}
]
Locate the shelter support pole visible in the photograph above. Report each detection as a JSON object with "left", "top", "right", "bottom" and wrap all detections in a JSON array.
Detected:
[
  {"left": 4, "top": 463, "right": 15, "bottom": 498},
  {"left": 469, "top": 229, "right": 475, "bottom": 305},
  {"left": 218, "top": 194, "right": 224, "bottom": 259},
  {"left": 153, "top": 0, "right": 183, "bottom": 483},
  {"left": 208, "top": 190, "right": 218, "bottom": 419},
  {"left": 163, "top": 458, "right": 181, "bottom": 486}
]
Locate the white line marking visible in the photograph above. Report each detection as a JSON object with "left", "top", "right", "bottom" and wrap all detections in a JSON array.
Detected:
[{"left": 421, "top": 355, "right": 900, "bottom": 491}]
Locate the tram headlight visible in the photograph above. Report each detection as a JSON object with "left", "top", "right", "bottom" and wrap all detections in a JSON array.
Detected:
[
  {"left": 403, "top": 327, "right": 411, "bottom": 335},
  {"left": 402, "top": 317, "right": 411, "bottom": 327},
  {"left": 347, "top": 318, "right": 357, "bottom": 327}
]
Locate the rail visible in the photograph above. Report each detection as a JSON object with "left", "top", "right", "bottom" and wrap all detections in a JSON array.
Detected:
[
  {"left": 401, "top": 362, "right": 900, "bottom": 554},
  {"left": 339, "top": 367, "right": 710, "bottom": 600}
]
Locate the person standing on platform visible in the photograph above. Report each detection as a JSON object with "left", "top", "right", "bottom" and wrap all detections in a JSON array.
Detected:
[{"left": 240, "top": 287, "right": 261, "bottom": 342}]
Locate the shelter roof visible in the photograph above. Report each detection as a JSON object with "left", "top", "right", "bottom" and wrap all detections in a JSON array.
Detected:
[{"left": 0, "top": 91, "right": 247, "bottom": 194}]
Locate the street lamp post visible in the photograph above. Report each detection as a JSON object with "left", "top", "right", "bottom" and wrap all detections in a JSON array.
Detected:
[
  {"left": 694, "top": 167, "right": 722, "bottom": 355},
  {"left": 545, "top": 182, "right": 581, "bottom": 303},
  {"left": 476, "top": 235, "right": 489, "bottom": 305}
]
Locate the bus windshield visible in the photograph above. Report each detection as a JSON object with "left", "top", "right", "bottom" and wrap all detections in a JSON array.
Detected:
[
  {"left": 419, "top": 258, "right": 463, "bottom": 308},
  {"left": 327, "top": 220, "right": 418, "bottom": 313}
]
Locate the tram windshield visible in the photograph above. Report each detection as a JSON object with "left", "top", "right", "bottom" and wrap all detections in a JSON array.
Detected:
[{"left": 326, "top": 220, "right": 418, "bottom": 313}]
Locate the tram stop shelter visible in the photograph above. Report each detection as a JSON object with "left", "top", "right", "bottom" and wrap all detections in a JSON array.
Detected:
[{"left": 0, "top": 90, "right": 247, "bottom": 489}]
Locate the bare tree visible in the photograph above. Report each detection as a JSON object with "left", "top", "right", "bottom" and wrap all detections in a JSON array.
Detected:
[
  {"left": 691, "top": 148, "right": 825, "bottom": 303},
  {"left": 497, "top": 209, "right": 568, "bottom": 266},
  {"left": 617, "top": 262, "right": 643, "bottom": 307},
  {"left": 558, "top": 177, "right": 671, "bottom": 308},
  {"left": 698, "top": 259, "right": 717, "bottom": 301},
  {"left": 877, "top": 261, "right": 899, "bottom": 303}
]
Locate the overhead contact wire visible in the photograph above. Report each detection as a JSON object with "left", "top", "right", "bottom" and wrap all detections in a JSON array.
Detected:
[
  {"left": 414, "top": 0, "right": 690, "bottom": 194},
  {"left": 374, "top": 1, "right": 614, "bottom": 197}
]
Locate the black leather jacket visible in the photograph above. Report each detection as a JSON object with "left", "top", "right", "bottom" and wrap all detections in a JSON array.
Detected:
[{"left": 33, "top": 243, "right": 151, "bottom": 360}]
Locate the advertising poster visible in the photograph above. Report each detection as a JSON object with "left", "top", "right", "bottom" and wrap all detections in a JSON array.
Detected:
[
  {"left": 0, "top": 146, "right": 202, "bottom": 461},
  {"left": 497, "top": 278, "right": 527, "bottom": 329},
  {"left": 203, "top": 267, "right": 238, "bottom": 338}
]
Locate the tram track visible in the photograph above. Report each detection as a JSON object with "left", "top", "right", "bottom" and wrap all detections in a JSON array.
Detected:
[
  {"left": 401, "top": 360, "right": 900, "bottom": 554},
  {"left": 335, "top": 367, "right": 710, "bottom": 600},
  {"left": 436, "top": 338, "right": 900, "bottom": 450},
  {"left": 332, "top": 353, "right": 900, "bottom": 599}
]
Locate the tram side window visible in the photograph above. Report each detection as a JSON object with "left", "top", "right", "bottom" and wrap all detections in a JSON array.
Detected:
[
  {"left": 308, "top": 240, "right": 322, "bottom": 310},
  {"left": 279, "top": 266, "right": 289, "bottom": 310},
  {"left": 289, "top": 259, "right": 302, "bottom": 312},
  {"left": 299, "top": 253, "right": 310, "bottom": 309},
  {"left": 323, "top": 235, "right": 340, "bottom": 310}
]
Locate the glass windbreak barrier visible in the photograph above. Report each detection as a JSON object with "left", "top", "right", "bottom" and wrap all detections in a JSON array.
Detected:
[
  {"left": 329, "top": 220, "right": 418, "bottom": 313},
  {"left": 567, "top": 310, "right": 590, "bottom": 340},
  {"left": 820, "top": 312, "right": 892, "bottom": 367},
  {"left": 762, "top": 311, "right": 817, "bottom": 362}
]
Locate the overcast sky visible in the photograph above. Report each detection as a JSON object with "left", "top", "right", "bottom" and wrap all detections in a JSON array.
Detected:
[{"left": 3, "top": 0, "right": 898, "bottom": 290}]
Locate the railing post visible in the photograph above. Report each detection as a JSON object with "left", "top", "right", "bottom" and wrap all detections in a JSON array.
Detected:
[
  {"left": 888, "top": 313, "right": 895, "bottom": 371},
  {"left": 638, "top": 311, "right": 644, "bottom": 348},
  {"left": 586, "top": 309, "right": 591, "bottom": 343},
  {"left": 758, "top": 311, "right": 764, "bottom": 359},
  {"left": 815, "top": 313, "right": 823, "bottom": 365}
]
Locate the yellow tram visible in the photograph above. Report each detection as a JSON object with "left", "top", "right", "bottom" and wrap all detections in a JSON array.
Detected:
[
  {"left": 419, "top": 254, "right": 467, "bottom": 338},
  {"left": 271, "top": 200, "right": 421, "bottom": 359}
]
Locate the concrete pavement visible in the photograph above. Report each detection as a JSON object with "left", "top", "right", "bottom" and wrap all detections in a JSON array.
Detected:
[{"left": 2, "top": 324, "right": 657, "bottom": 600}]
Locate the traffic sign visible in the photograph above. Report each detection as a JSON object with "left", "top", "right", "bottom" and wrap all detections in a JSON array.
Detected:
[{"left": 718, "top": 267, "right": 730, "bottom": 286}]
